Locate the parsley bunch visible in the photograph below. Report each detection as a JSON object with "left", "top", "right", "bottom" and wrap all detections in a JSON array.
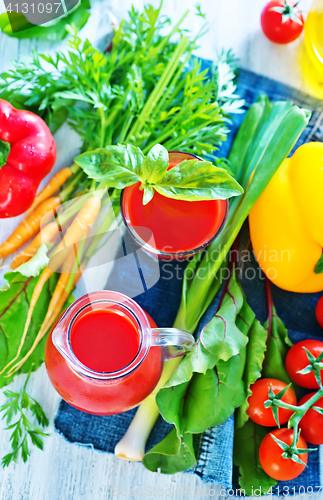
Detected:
[
  {"left": 0, "top": 370, "right": 49, "bottom": 467},
  {"left": 0, "top": 4, "right": 243, "bottom": 159}
]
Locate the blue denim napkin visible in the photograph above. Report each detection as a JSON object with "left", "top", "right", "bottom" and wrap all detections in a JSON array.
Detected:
[{"left": 55, "top": 64, "right": 323, "bottom": 492}]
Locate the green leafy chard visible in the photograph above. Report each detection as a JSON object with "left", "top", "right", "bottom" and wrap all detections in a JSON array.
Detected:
[
  {"left": 0, "top": 369, "right": 49, "bottom": 467},
  {"left": 143, "top": 272, "right": 252, "bottom": 473},
  {"left": 0, "top": 271, "right": 74, "bottom": 388},
  {"left": 233, "top": 420, "right": 277, "bottom": 495},
  {"left": 235, "top": 319, "right": 268, "bottom": 429},
  {"left": 262, "top": 308, "right": 293, "bottom": 384},
  {"left": 75, "top": 144, "right": 243, "bottom": 204},
  {"left": 233, "top": 278, "right": 293, "bottom": 493}
]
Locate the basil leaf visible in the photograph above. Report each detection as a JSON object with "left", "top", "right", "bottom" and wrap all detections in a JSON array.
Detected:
[
  {"left": 140, "top": 144, "right": 169, "bottom": 184},
  {"left": 0, "top": 139, "right": 10, "bottom": 169},
  {"left": 155, "top": 159, "right": 243, "bottom": 201},
  {"left": 233, "top": 420, "right": 277, "bottom": 495},
  {"left": 75, "top": 145, "right": 142, "bottom": 188},
  {"left": 315, "top": 253, "right": 323, "bottom": 274},
  {"left": 142, "top": 187, "right": 155, "bottom": 205},
  {"left": 0, "top": 0, "right": 90, "bottom": 41}
]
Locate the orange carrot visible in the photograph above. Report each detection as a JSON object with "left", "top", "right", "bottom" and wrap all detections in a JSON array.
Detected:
[
  {"left": 38, "top": 251, "right": 76, "bottom": 327},
  {"left": 48, "top": 196, "right": 101, "bottom": 272},
  {"left": 10, "top": 221, "right": 60, "bottom": 270},
  {"left": 0, "top": 196, "right": 61, "bottom": 258},
  {"left": 27, "top": 167, "right": 72, "bottom": 214}
]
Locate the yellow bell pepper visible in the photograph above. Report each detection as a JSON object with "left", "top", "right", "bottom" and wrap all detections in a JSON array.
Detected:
[{"left": 249, "top": 142, "right": 323, "bottom": 293}]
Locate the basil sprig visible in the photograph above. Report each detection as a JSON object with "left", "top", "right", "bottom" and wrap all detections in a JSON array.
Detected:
[{"left": 75, "top": 144, "right": 243, "bottom": 205}]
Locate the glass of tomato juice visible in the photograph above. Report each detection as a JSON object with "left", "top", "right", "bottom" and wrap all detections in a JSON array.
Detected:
[
  {"left": 45, "top": 291, "right": 194, "bottom": 415},
  {"left": 120, "top": 151, "right": 229, "bottom": 260}
]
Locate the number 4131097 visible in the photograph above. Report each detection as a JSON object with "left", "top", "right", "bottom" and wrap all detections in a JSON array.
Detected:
[
  {"left": 267, "top": 486, "right": 323, "bottom": 496},
  {"left": 6, "top": 3, "right": 62, "bottom": 14}
]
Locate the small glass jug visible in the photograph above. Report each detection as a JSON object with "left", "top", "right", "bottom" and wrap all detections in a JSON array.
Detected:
[{"left": 45, "top": 291, "right": 195, "bottom": 415}]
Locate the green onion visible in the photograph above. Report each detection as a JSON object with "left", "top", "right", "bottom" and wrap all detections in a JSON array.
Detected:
[{"left": 115, "top": 96, "right": 310, "bottom": 462}]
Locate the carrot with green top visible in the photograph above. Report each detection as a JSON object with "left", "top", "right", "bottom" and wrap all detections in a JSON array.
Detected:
[
  {"left": 10, "top": 221, "right": 60, "bottom": 269},
  {"left": 1, "top": 195, "right": 102, "bottom": 376},
  {"left": 0, "top": 196, "right": 61, "bottom": 259},
  {"left": 26, "top": 167, "right": 73, "bottom": 215}
]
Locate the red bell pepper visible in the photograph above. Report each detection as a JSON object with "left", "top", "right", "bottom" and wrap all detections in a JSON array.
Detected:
[{"left": 0, "top": 99, "right": 56, "bottom": 218}]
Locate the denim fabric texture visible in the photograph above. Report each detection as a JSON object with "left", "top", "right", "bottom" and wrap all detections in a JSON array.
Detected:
[{"left": 55, "top": 64, "right": 323, "bottom": 491}]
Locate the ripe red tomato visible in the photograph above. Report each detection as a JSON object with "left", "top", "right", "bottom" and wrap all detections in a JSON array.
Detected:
[
  {"left": 259, "top": 428, "right": 308, "bottom": 481},
  {"left": 285, "top": 339, "right": 323, "bottom": 389},
  {"left": 299, "top": 392, "right": 323, "bottom": 445},
  {"left": 261, "top": 0, "right": 304, "bottom": 44},
  {"left": 316, "top": 296, "right": 323, "bottom": 329},
  {"left": 247, "top": 378, "right": 297, "bottom": 426}
]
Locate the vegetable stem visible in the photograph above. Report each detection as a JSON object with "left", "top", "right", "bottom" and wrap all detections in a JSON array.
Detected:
[{"left": 126, "top": 36, "right": 190, "bottom": 141}]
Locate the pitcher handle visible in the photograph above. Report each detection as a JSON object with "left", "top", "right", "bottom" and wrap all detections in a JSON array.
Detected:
[{"left": 151, "top": 328, "right": 195, "bottom": 359}]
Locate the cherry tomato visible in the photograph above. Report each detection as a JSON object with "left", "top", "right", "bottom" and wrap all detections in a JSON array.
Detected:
[
  {"left": 259, "top": 428, "right": 308, "bottom": 481},
  {"left": 285, "top": 339, "right": 323, "bottom": 389},
  {"left": 247, "top": 378, "right": 297, "bottom": 426},
  {"left": 316, "top": 296, "right": 323, "bottom": 329},
  {"left": 299, "top": 392, "right": 323, "bottom": 445},
  {"left": 261, "top": 0, "right": 304, "bottom": 44}
]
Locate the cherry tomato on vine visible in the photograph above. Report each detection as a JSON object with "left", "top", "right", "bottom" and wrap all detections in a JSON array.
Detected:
[
  {"left": 316, "top": 296, "right": 323, "bottom": 329},
  {"left": 285, "top": 339, "right": 323, "bottom": 389},
  {"left": 259, "top": 428, "right": 308, "bottom": 481},
  {"left": 299, "top": 392, "right": 323, "bottom": 445},
  {"left": 247, "top": 378, "right": 297, "bottom": 426},
  {"left": 261, "top": 0, "right": 304, "bottom": 44}
]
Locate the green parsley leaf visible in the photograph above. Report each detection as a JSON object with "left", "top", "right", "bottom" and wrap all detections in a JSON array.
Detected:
[{"left": 0, "top": 369, "right": 50, "bottom": 467}]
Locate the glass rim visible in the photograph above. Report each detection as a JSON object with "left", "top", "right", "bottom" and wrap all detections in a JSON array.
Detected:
[
  {"left": 120, "top": 150, "right": 230, "bottom": 259},
  {"left": 53, "top": 291, "right": 151, "bottom": 381}
]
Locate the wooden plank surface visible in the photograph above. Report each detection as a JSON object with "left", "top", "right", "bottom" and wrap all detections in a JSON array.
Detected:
[{"left": 0, "top": 0, "right": 319, "bottom": 499}]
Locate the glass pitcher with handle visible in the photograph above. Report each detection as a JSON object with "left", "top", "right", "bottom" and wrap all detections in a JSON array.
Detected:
[{"left": 45, "top": 291, "right": 195, "bottom": 415}]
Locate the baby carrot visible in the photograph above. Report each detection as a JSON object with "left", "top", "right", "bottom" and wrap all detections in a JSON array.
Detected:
[
  {"left": 27, "top": 167, "right": 73, "bottom": 214},
  {"left": 48, "top": 196, "right": 101, "bottom": 272},
  {"left": 0, "top": 196, "right": 61, "bottom": 258},
  {"left": 10, "top": 221, "right": 60, "bottom": 269}
]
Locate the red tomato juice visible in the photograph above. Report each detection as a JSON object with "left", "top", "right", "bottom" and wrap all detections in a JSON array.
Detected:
[
  {"left": 70, "top": 309, "right": 140, "bottom": 373},
  {"left": 121, "top": 156, "right": 228, "bottom": 256},
  {"left": 45, "top": 310, "right": 163, "bottom": 415}
]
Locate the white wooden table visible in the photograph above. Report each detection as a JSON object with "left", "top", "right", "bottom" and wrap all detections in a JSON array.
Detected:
[{"left": 0, "top": 0, "right": 318, "bottom": 499}]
